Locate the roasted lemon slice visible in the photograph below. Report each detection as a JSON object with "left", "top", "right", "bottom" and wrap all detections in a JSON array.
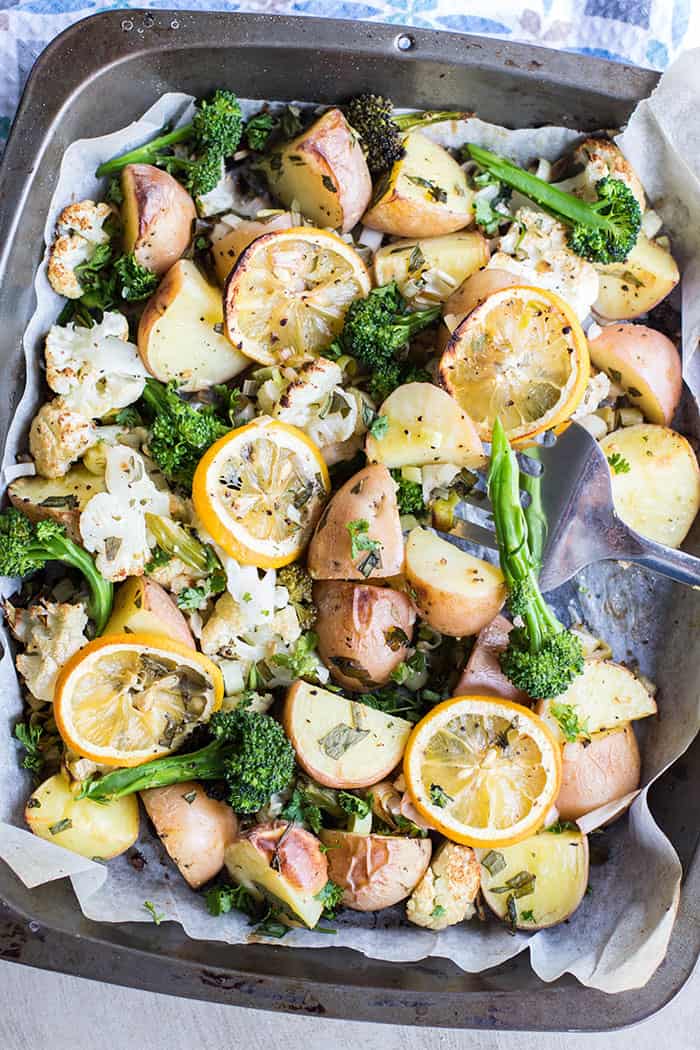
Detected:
[
  {"left": 404, "top": 696, "right": 561, "bottom": 848},
  {"left": 54, "top": 633, "right": 223, "bottom": 767},
  {"left": 439, "top": 285, "right": 589, "bottom": 444},
  {"left": 223, "top": 227, "right": 371, "bottom": 366},
  {"left": 192, "top": 417, "right": 330, "bottom": 568}
]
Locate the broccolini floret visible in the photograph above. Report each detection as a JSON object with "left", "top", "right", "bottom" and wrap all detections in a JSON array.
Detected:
[
  {"left": 78, "top": 708, "right": 295, "bottom": 813},
  {"left": 466, "top": 144, "right": 642, "bottom": 264},
  {"left": 141, "top": 378, "right": 230, "bottom": 489},
  {"left": 345, "top": 94, "right": 466, "bottom": 174},
  {"left": 0, "top": 510, "right": 113, "bottom": 633},
  {"left": 113, "top": 252, "right": 159, "bottom": 301},
  {"left": 390, "top": 469, "right": 425, "bottom": 517},
  {"left": 488, "top": 419, "right": 583, "bottom": 699},
  {"left": 277, "top": 563, "right": 317, "bottom": 630}
]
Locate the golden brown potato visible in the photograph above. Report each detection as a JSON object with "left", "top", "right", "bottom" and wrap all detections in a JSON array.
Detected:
[
  {"left": 593, "top": 234, "right": 679, "bottom": 321},
  {"left": 140, "top": 781, "right": 238, "bottom": 889},
  {"left": 225, "top": 821, "right": 328, "bottom": 928},
  {"left": 8, "top": 466, "right": 107, "bottom": 542},
  {"left": 105, "top": 576, "right": 195, "bottom": 648},
  {"left": 365, "top": 383, "right": 483, "bottom": 469},
  {"left": 314, "top": 579, "right": 416, "bottom": 691},
  {"left": 373, "top": 231, "right": 489, "bottom": 306},
  {"left": 320, "top": 829, "right": 432, "bottom": 911},
  {"left": 26, "top": 771, "right": 139, "bottom": 860},
  {"left": 478, "top": 828, "right": 589, "bottom": 929},
  {"left": 455, "top": 615, "right": 529, "bottom": 703},
  {"left": 556, "top": 725, "right": 641, "bottom": 821},
  {"left": 284, "top": 680, "right": 413, "bottom": 789},
  {"left": 588, "top": 323, "right": 681, "bottom": 426},
  {"left": 137, "top": 260, "right": 251, "bottom": 391},
  {"left": 404, "top": 527, "right": 506, "bottom": 637},
  {"left": 363, "top": 131, "right": 474, "bottom": 238},
  {"left": 261, "top": 109, "right": 372, "bottom": 233},
  {"left": 308, "top": 464, "right": 404, "bottom": 580},
  {"left": 536, "top": 660, "right": 657, "bottom": 741},
  {"left": 212, "top": 213, "right": 294, "bottom": 285},
  {"left": 121, "top": 163, "right": 196, "bottom": 275}
]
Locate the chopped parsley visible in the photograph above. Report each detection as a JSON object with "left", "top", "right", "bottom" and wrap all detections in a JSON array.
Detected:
[
  {"left": 346, "top": 518, "right": 382, "bottom": 561},
  {"left": 143, "top": 900, "right": 165, "bottom": 925},
  {"left": 607, "top": 452, "right": 631, "bottom": 475},
  {"left": 550, "top": 702, "right": 589, "bottom": 743}
]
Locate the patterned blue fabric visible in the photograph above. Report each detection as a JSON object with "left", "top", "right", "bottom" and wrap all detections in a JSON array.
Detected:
[{"left": 0, "top": 0, "right": 698, "bottom": 153}]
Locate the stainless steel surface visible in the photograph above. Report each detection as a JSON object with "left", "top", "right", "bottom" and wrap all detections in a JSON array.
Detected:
[{"left": 0, "top": 8, "right": 697, "bottom": 1031}]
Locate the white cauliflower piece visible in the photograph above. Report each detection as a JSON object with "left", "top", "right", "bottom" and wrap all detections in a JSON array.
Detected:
[
  {"left": 79, "top": 445, "right": 170, "bottom": 581},
  {"left": 5, "top": 599, "right": 88, "bottom": 702},
  {"left": 45, "top": 311, "right": 147, "bottom": 419},
  {"left": 559, "top": 138, "right": 645, "bottom": 211},
  {"left": 572, "top": 370, "right": 612, "bottom": 420},
  {"left": 406, "top": 841, "right": 481, "bottom": 931},
  {"left": 29, "top": 398, "right": 97, "bottom": 478},
  {"left": 146, "top": 556, "right": 201, "bottom": 595},
  {"left": 47, "top": 200, "right": 113, "bottom": 299},
  {"left": 491, "top": 207, "right": 599, "bottom": 320}
]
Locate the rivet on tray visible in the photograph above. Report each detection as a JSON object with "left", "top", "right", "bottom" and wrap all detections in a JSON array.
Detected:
[
  {"left": 170, "top": 19, "right": 180, "bottom": 29},
  {"left": 121, "top": 18, "right": 134, "bottom": 32},
  {"left": 395, "top": 34, "right": 415, "bottom": 52}
]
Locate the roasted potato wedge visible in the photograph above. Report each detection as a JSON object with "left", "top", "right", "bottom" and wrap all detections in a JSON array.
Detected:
[
  {"left": 307, "top": 464, "right": 403, "bottom": 580},
  {"left": 365, "top": 383, "right": 483, "bottom": 469},
  {"left": 8, "top": 466, "right": 106, "bottom": 542},
  {"left": 321, "top": 829, "right": 432, "bottom": 911},
  {"left": 261, "top": 109, "right": 372, "bottom": 233},
  {"left": 212, "top": 213, "right": 294, "bottom": 285},
  {"left": 284, "top": 680, "right": 413, "bottom": 788},
  {"left": 25, "top": 771, "right": 139, "bottom": 860},
  {"left": 536, "top": 660, "right": 657, "bottom": 741},
  {"left": 224, "top": 821, "right": 328, "bottom": 928},
  {"left": 405, "top": 527, "right": 505, "bottom": 637},
  {"left": 373, "top": 231, "right": 489, "bottom": 305},
  {"left": 557, "top": 725, "right": 641, "bottom": 821},
  {"left": 140, "top": 781, "right": 237, "bottom": 888},
  {"left": 121, "top": 163, "right": 196, "bottom": 275},
  {"left": 138, "top": 260, "right": 250, "bottom": 391},
  {"left": 314, "top": 580, "right": 416, "bottom": 691},
  {"left": 478, "top": 828, "right": 589, "bottom": 930},
  {"left": 600, "top": 424, "right": 700, "bottom": 547},
  {"left": 105, "top": 577, "right": 195, "bottom": 648},
  {"left": 588, "top": 323, "right": 681, "bottom": 426},
  {"left": 455, "top": 615, "right": 529, "bottom": 703},
  {"left": 363, "top": 131, "right": 474, "bottom": 238},
  {"left": 593, "top": 234, "right": 679, "bottom": 321}
]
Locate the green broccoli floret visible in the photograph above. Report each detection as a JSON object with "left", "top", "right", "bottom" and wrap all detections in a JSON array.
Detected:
[
  {"left": 488, "top": 419, "right": 583, "bottom": 699},
  {"left": 113, "top": 253, "right": 159, "bottom": 301},
  {"left": 141, "top": 378, "right": 230, "bottom": 489},
  {"left": 0, "top": 510, "right": 113, "bottom": 633},
  {"left": 244, "top": 112, "right": 276, "bottom": 151},
  {"left": 277, "top": 563, "right": 317, "bottom": 630},
  {"left": 390, "top": 469, "right": 425, "bottom": 517},
  {"left": 466, "top": 144, "right": 641, "bottom": 264},
  {"left": 156, "top": 149, "right": 224, "bottom": 198},
  {"left": 345, "top": 94, "right": 467, "bottom": 174},
  {"left": 78, "top": 708, "right": 295, "bottom": 813},
  {"left": 97, "top": 90, "right": 243, "bottom": 178}
]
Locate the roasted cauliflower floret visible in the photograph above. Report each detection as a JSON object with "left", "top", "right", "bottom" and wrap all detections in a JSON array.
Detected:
[
  {"left": 146, "top": 555, "right": 202, "bottom": 595},
  {"left": 45, "top": 311, "right": 146, "bottom": 419},
  {"left": 29, "top": 398, "right": 97, "bottom": 478},
  {"left": 491, "top": 207, "right": 599, "bottom": 320},
  {"left": 47, "top": 200, "right": 113, "bottom": 299},
  {"left": 561, "top": 138, "right": 646, "bottom": 212},
  {"left": 406, "top": 841, "right": 481, "bottom": 931},
  {"left": 4, "top": 598, "right": 88, "bottom": 702},
  {"left": 571, "top": 370, "right": 612, "bottom": 420}
]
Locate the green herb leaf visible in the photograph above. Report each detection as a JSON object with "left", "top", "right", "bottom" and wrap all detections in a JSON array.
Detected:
[
  {"left": 550, "top": 702, "right": 589, "bottom": 743},
  {"left": 143, "top": 900, "right": 165, "bottom": 925},
  {"left": 429, "top": 783, "right": 452, "bottom": 808},
  {"left": 481, "top": 850, "right": 507, "bottom": 876},
  {"left": 14, "top": 722, "right": 45, "bottom": 777},
  {"left": 48, "top": 818, "right": 72, "bottom": 836},
  {"left": 346, "top": 518, "right": 383, "bottom": 562},
  {"left": 490, "top": 870, "right": 536, "bottom": 899},
  {"left": 319, "top": 723, "right": 371, "bottom": 760},
  {"left": 314, "top": 880, "right": 345, "bottom": 918},
  {"left": 369, "top": 414, "right": 389, "bottom": 439},
  {"left": 431, "top": 904, "right": 447, "bottom": 918},
  {"left": 544, "top": 819, "right": 579, "bottom": 834},
  {"left": 607, "top": 452, "right": 631, "bottom": 475},
  {"left": 205, "top": 883, "right": 257, "bottom": 918}
]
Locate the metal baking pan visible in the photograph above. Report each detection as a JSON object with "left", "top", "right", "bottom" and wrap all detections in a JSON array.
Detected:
[{"left": 0, "top": 10, "right": 697, "bottom": 1030}]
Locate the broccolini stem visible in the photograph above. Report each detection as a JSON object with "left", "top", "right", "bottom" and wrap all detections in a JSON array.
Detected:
[
  {"left": 145, "top": 514, "right": 211, "bottom": 574},
  {"left": 141, "top": 377, "right": 170, "bottom": 415},
  {"left": 520, "top": 449, "right": 547, "bottom": 570},
  {"left": 394, "top": 110, "right": 468, "bottom": 131},
  {"left": 33, "top": 533, "right": 113, "bottom": 635},
  {"left": 397, "top": 305, "right": 441, "bottom": 336},
  {"left": 96, "top": 125, "right": 193, "bottom": 177},
  {"left": 78, "top": 739, "right": 227, "bottom": 801}
]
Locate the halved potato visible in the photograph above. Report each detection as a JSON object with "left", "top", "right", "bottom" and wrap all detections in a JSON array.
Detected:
[
  {"left": 363, "top": 131, "right": 474, "bottom": 238},
  {"left": 8, "top": 466, "right": 107, "bottom": 542},
  {"left": 600, "top": 424, "right": 700, "bottom": 547},
  {"left": 405, "top": 527, "right": 505, "bottom": 637},
  {"left": 307, "top": 463, "right": 403, "bottom": 580},
  {"left": 536, "top": 660, "right": 657, "bottom": 742},
  {"left": 455, "top": 614, "right": 529, "bottom": 703},
  {"left": 557, "top": 725, "right": 641, "bottom": 821},
  {"left": 588, "top": 324, "right": 681, "bottom": 425},
  {"left": 25, "top": 771, "right": 139, "bottom": 860},
  {"left": 121, "top": 163, "right": 196, "bottom": 275},
  {"left": 261, "top": 108, "right": 372, "bottom": 233},
  {"left": 373, "top": 231, "right": 489, "bottom": 305},
  {"left": 212, "top": 213, "right": 294, "bottom": 285},
  {"left": 477, "top": 828, "right": 589, "bottom": 930},
  {"left": 224, "top": 821, "right": 328, "bottom": 928},
  {"left": 284, "top": 680, "right": 413, "bottom": 788},
  {"left": 365, "top": 383, "right": 483, "bottom": 469},
  {"left": 138, "top": 260, "right": 250, "bottom": 391},
  {"left": 105, "top": 576, "right": 195, "bottom": 648},
  {"left": 314, "top": 580, "right": 416, "bottom": 691},
  {"left": 593, "top": 234, "right": 679, "bottom": 321},
  {"left": 140, "top": 781, "right": 237, "bottom": 889},
  {"left": 320, "top": 829, "right": 432, "bottom": 911}
]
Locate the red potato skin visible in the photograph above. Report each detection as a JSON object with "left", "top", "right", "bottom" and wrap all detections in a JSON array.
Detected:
[
  {"left": 122, "top": 164, "right": 196, "bottom": 275},
  {"left": 456, "top": 615, "right": 530, "bottom": 704},
  {"left": 588, "top": 323, "right": 682, "bottom": 425},
  {"left": 246, "top": 821, "right": 328, "bottom": 895},
  {"left": 297, "top": 109, "right": 372, "bottom": 232},
  {"left": 140, "top": 781, "right": 238, "bottom": 889},
  {"left": 321, "top": 830, "right": 432, "bottom": 911},
  {"left": 556, "top": 725, "right": 641, "bottom": 821}
]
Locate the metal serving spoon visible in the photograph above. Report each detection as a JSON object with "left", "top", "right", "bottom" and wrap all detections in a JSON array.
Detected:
[{"left": 441, "top": 421, "right": 700, "bottom": 593}]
